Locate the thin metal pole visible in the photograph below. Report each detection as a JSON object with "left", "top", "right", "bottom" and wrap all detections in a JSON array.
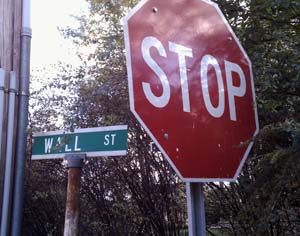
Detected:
[
  {"left": 1, "top": 72, "right": 17, "bottom": 236},
  {"left": 64, "top": 154, "right": 85, "bottom": 236},
  {"left": 186, "top": 182, "right": 206, "bottom": 236},
  {"left": 0, "top": 69, "right": 5, "bottom": 219},
  {"left": 0, "top": 69, "right": 5, "bottom": 160},
  {"left": 11, "top": 0, "right": 31, "bottom": 235}
]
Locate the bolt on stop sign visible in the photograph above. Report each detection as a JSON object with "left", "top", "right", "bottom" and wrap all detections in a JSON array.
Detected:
[{"left": 124, "top": 0, "right": 259, "bottom": 181}]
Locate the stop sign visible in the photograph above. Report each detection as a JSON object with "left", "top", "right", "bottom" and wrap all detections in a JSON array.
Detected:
[{"left": 124, "top": 0, "right": 259, "bottom": 181}]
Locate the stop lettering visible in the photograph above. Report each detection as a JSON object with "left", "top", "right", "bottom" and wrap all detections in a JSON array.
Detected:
[{"left": 141, "top": 36, "right": 246, "bottom": 121}]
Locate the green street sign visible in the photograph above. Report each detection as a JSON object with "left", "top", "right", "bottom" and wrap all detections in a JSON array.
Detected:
[{"left": 32, "top": 125, "right": 128, "bottom": 160}]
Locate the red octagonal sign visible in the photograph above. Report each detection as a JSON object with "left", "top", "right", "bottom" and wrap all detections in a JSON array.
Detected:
[{"left": 124, "top": 0, "right": 259, "bottom": 181}]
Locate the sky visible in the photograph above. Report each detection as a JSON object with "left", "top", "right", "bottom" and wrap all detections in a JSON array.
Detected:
[{"left": 31, "top": 0, "right": 88, "bottom": 68}]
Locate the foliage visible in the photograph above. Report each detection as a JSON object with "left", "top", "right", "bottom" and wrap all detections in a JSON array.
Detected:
[
  {"left": 24, "top": 0, "right": 300, "bottom": 235},
  {"left": 25, "top": 0, "right": 187, "bottom": 235},
  {"left": 23, "top": 160, "right": 67, "bottom": 236},
  {"left": 29, "top": 64, "right": 83, "bottom": 131},
  {"left": 205, "top": 1, "right": 300, "bottom": 236}
]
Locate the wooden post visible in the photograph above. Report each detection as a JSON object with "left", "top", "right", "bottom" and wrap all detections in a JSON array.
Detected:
[{"left": 64, "top": 154, "right": 85, "bottom": 236}]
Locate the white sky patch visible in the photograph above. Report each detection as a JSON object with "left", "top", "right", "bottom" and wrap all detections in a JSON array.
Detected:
[{"left": 31, "top": 0, "right": 88, "bottom": 68}]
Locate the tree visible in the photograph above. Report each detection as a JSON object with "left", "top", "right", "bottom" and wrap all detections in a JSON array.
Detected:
[
  {"left": 205, "top": 1, "right": 300, "bottom": 236},
  {"left": 24, "top": 0, "right": 300, "bottom": 235},
  {"left": 25, "top": 0, "right": 188, "bottom": 235},
  {"left": 62, "top": 1, "right": 188, "bottom": 234}
]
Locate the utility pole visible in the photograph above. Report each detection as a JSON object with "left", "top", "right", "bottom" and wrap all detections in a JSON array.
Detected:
[
  {"left": 11, "top": 0, "right": 32, "bottom": 235},
  {"left": 0, "top": 0, "right": 22, "bottom": 235}
]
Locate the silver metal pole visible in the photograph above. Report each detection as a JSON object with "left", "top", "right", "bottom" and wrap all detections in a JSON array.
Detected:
[
  {"left": 11, "top": 0, "right": 31, "bottom": 235},
  {"left": 186, "top": 182, "right": 206, "bottom": 236},
  {"left": 0, "top": 69, "right": 5, "bottom": 159},
  {"left": 0, "top": 72, "right": 17, "bottom": 236},
  {"left": 0, "top": 68, "right": 5, "bottom": 223}
]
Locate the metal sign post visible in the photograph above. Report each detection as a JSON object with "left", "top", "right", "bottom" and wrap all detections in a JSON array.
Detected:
[
  {"left": 186, "top": 182, "right": 206, "bottom": 236},
  {"left": 63, "top": 154, "right": 85, "bottom": 236},
  {"left": 31, "top": 125, "right": 128, "bottom": 235}
]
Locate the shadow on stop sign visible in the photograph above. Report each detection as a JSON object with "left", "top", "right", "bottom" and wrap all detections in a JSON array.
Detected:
[{"left": 124, "top": 0, "right": 259, "bottom": 182}]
